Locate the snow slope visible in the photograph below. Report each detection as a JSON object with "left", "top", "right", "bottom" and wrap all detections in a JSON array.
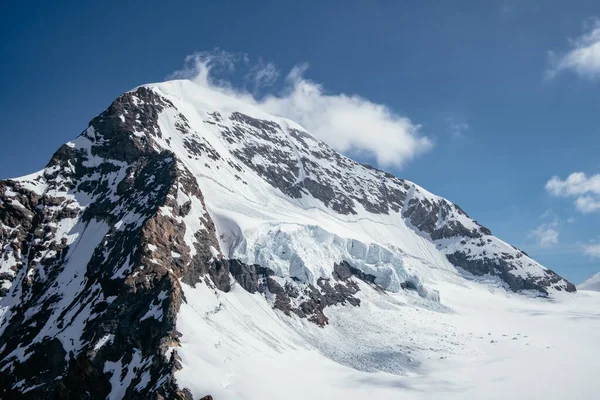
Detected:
[
  {"left": 579, "top": 271, "right": 600, "bottom": 291},
  {"left": 176, "top": 276, "right": 600, "bottom": 400}
]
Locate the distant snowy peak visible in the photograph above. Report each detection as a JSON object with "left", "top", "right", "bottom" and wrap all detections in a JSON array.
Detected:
[
  {"left": 0, "top": 79, "right": 575, "bottom": 398},
  {"left": 579, "top": 271, "right": 600, "bottom": 291}
]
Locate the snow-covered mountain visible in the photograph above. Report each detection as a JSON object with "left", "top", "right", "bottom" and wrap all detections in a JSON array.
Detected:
[
  {"left": 0, "top": 79, "right": 580, "bottom": 399},
  {"left": 579, "top": 271, "right": 600, "bottom": 291}
]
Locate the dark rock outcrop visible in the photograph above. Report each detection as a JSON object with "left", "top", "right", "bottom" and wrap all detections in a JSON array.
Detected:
[
  {"left": 0, "top": 88, "right": 215, "bottom": 399},
  {"left": 447, "top": 251, "right": 576, "bottom": 294},
  {"left": 228, "top": 259, "right": 382, "bottom": 327}
]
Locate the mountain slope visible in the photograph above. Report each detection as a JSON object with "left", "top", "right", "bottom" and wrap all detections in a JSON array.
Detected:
[
  {"left": 579, "top": 271, "right": 600, "bottom": 291},
  {"left": 0, "top": 80, "right": 575, "bottom": 398}
]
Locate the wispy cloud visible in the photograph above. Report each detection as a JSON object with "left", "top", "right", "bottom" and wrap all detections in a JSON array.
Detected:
[
  {"left": 546, "top": 17, "right": 600, "bottom": 80},
  {"left": 583, "top": 243, "right": 600, "bottom": 258},
  {"left": 169, "top": 49, "right": 433, "bottom": 168},
  {"left": 546, "top": 172, "right": 600, "bottom": 213},
  {"left": 170, "top": 49, "right": 246, "bottom": 88},
  {"left": 528, "top": 224, "right": 560, "bottom": 247},
  {"left": 245, "top": 58, "right": 279, "bottom": 93},
  {"left": 528, "top": 209, "right": 560, "bottom": 248},
  {"left": 446, "top": 115, "right": 469, "bottom": 138}
]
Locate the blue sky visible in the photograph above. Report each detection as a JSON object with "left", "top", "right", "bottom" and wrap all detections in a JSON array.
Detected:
[{"left": 1, "top": 0, "right": 599, "bottom": 283}]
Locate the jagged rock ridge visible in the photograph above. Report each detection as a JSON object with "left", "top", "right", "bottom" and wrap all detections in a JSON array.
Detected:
[{"left": 0, "top": 80, "right": 574, "bottom": 398}]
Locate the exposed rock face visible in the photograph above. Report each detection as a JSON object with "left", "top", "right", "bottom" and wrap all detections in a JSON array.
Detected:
[
  {"left": 209, "top": 109, "right": 411, "bottom": 215},
  {"left": 0, "top": 81, "right": 575, "bottom": 397},
  {"left": 447, "top": 252, "right": 576, "bottom": 295},
  {"left": 400, "top": 190, "right": 573, "bottom": 294},
  {"left": 402, "top": 195, "right": 491, "bottom": 240},
  {"left": 227, "top": 259, "right": 380, "bottom": 326},
  {"left": 0, "top": 88, "right": 214, "bottom": 398}
]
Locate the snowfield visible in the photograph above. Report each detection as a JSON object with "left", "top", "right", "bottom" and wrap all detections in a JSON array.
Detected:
[{"left": 176, "top": 275, "right": 600, "bottom": 400}]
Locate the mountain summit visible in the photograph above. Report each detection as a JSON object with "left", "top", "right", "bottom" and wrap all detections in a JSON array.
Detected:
[{"left": 0, "top": 80, "right": 575, "bottom": 398}]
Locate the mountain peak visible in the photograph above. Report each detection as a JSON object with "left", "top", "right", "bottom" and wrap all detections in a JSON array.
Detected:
[
  {"left": 0, "top": 80, "right": 575, "bottom": 398},
  {"left": 579, "top": 271, "right": 600, "bottom": 291}
]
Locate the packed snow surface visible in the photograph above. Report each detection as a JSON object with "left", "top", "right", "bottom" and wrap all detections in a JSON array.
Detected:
[{"left": 176, "top": 278, "right": 600, "bottom": 400}]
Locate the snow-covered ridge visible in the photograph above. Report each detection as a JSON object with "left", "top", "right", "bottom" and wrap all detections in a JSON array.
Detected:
[{"left": 579, "top": 271, "right": 600, "bottom": 291}]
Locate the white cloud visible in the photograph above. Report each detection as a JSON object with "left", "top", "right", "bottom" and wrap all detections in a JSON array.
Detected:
[
  {"left": 583, "top": 243, "right": 600, "bottom": 258},
  {"left": 546, "top": 172, "right": 600, "bottom": 196},
  {"left": 245, "top": 59, "right": 279, "bottom": 93},
  {"left": 575, "top": 196, "right": 600, "bottom": 213},
  {"left": 528, "top": 224, "right": 559, "bottom": 248},
  {"left": 261, "top": 66, "right": 433, "bottom": 167},
  {"left": 528, "top": 210, "right": 560, "bottom": 248},
  {"left": 169, "top": 49, "right": 433, "bottom": 168},
  {"left": 547, "top": 17, "right": 600, "bottom": 79},
  {"left": 170, "top": 49, "right": 246, "bottom": 88},
  {"left": 546, "top": 172, "right": 600, "bottom": 213}
]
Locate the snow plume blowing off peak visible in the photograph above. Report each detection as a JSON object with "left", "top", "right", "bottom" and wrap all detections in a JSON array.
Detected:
[{"left": 169, "top": 49, "right": 433, "bottom": 168}]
